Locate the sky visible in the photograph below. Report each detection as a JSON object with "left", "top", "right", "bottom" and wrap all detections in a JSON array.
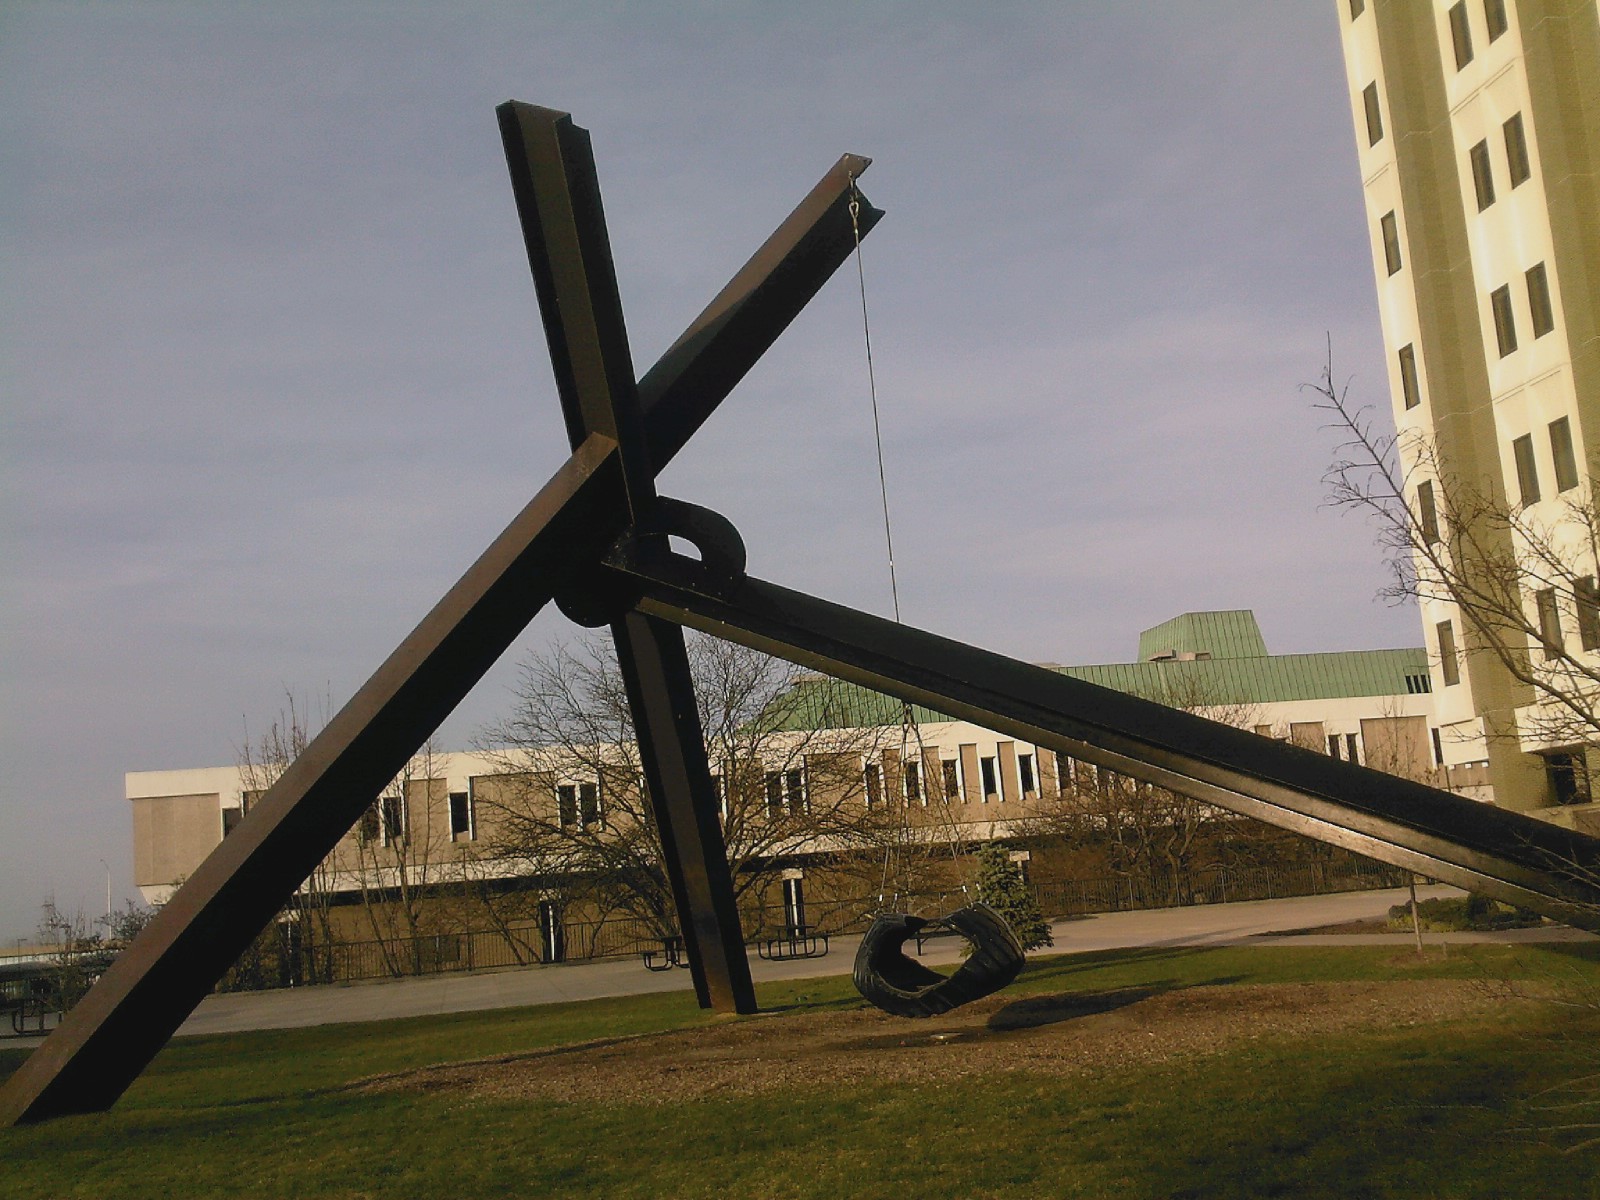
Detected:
[{"left": 0, "top": 1, "right": 1414, "bottom": 943}]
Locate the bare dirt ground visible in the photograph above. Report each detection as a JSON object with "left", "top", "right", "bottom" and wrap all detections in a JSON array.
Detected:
[{"left": 360, "top": 980, "right": 1519, "bottom": 1106}]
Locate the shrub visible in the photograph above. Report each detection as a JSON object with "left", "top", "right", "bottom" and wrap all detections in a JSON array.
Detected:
[
  {"left": 972, "top": 844, "right": 1053, "bottom": 951},
  {"left": 1387, "top": 894, "right": 1543, "bottom": 932}
]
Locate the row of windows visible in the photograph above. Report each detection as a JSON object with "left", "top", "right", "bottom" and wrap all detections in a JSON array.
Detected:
[
  {"left": 1449, "top": 0, "right": 1509, "bottom": 71},
  {"left": 1535, "top": 581, "right": 1600, "bottom": 659},
  {"left": 863, "top": 749, "right": 1039, "bottom": 807},
  {"left": 1491, "top": 261, "right": 1555, "bottom": 358},
  {"left": 1392, "top": 263, "right": 1558, "bottom": 406},
  {"left": 1436, "top": 578, "right": 1600, "bottom": 686},
  {"left": 1348, "top": 1, "right": 1508, "bottom": 65},
  {"left": 1512, "top": 416, "right": 1580, "bottom": 507},
  {"left": 1469, "top": 113, "right": 1531, "bottom": 211},
  {"left": 1414, "top": 418, "right": 1577, "bottom": 552}
]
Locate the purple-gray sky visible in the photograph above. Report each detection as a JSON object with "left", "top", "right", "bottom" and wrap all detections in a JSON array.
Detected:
[{"left": 0, "top": 2, "right": 1411, "bottom": 941}]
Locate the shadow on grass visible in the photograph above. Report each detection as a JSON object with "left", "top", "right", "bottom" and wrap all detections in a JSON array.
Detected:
[{"left": 986, "top": 986, "right": 1157, "bottom": 1030}]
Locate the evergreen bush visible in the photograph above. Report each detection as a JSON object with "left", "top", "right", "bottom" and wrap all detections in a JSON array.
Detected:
[{"left": 972, "top": 843, "right": 1053, "bottom": 951}]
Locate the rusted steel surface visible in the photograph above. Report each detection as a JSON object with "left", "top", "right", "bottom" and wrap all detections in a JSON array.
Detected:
[
  {"left": 0, "top": 104, "right": 880, "bottom": 1124},
  {"left": 616, "top": 551, "right": 1600, "bottom": 930},
  {"left": 498, "top": 102, "right": 755, "bottom": 1013}
]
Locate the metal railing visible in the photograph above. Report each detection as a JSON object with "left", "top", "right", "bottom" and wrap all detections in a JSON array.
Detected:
[
  {"left": 1030, "top": 859, "right": 1409, "bottom": 917},
  {"left": 208, "top": 857, "right": 1410, "bottom": 993}
]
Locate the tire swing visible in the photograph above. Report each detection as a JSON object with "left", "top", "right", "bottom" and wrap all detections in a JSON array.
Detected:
[
  {"left": 839, "top": 180, "right": 1027, "bottom": 1018},
  {"left": 852, "top": 902, "right": 1025, "bottom": 1019}
]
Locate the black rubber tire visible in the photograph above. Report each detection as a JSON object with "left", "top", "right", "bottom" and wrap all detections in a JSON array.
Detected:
[{"left": 852, "top": 902, "right": 1026, "bottom": 1018}]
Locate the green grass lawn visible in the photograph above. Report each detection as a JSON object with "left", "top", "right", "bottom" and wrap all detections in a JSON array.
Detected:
[{"left": 6, "top": 944, "right": 1600, "bottom": 1199}]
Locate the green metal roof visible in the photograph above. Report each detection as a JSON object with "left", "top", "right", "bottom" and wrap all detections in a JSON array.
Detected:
[
  {"left": 1056, "top": 648, "right": 1430, "bottom": 707},
  {"left": 1136, "top": 610, "right": 1268, "bottom": 662},
  {"left": 765, "top": 647, "right": 1431, "bottom": 732}
]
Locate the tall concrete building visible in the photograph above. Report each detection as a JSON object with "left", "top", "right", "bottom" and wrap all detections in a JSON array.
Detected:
[{"left": 1338, "top": 0, "right": 1600, "bottom": 816}]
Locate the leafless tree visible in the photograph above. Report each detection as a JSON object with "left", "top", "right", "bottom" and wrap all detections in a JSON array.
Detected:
[
  {"left": 237, "top": 693, "right": 341, "bottom": 983},
  {"left": 1308, "top": 352, "right": 1600, "bottom": 759},
  {"left": 348, "top": 739, "right": 461, "bottom": 975},
  {"left": 476, "top": 634, "right": 893, "bottom": 942}
]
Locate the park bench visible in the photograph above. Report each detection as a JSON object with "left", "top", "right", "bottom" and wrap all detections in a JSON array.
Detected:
[
  {"left": 913, "top": 924, "right": 965, "bottom": 955},
  {"left": 641, "top": 936, "right": 690, "bottom": 972},
  {"left": 755, "top": 926, "right": 829, "bottom": 961}
]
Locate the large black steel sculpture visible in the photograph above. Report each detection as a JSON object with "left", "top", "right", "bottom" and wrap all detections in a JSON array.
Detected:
[{"left": 7, "top": 101, "right": 1600, "bottom": 1125}]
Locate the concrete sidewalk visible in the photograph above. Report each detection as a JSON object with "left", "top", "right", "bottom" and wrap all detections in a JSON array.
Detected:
[{"left": 6, "top": 885, "right": 1593, "bottom": 1049}]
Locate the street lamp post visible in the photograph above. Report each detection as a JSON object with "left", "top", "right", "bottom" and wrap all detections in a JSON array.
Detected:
[{"left": 99, "top": 860, "right": 111, "bottom": 932}]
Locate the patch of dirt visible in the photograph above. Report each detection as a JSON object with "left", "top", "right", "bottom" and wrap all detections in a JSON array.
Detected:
[
  {"left": 357, "top": 980, "right": 1516, "bottom": 1106},
  {"left": 1263, "top": 919, "right": 1393, "bottom": 935}
]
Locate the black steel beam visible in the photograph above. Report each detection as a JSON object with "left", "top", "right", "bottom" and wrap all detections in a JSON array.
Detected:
[
  {"left": 498, "top": 101, "right": 756, "bottom": 1012},
  {"left": 0, "top": 435, "right": 628, "bottom": 1127},
  {"left": 614, "top": 611, "right": 756, "bottom": 1012},
  {"left": 2, "top": 106, "right": 881, "bottom": 1124},
  {"left": 616, "top": 554, "right": 1600, "bottom": 928}
]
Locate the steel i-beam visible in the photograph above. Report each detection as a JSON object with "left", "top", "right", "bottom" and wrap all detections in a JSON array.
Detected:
[
  {"left": 0, "top": 106, "right": 882, "bottom": 1125},
  {"left": 611, "top": 550, "right": 1600, "bottom": 928},
  {"left": 497, "top": 101, "right": 755, "bottom": 1012}
]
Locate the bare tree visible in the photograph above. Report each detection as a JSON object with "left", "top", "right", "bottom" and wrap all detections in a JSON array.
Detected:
[
  {"left": 237, "top": 693, "right": 341, "bottom": 983},
  {"left": 347, "top": 739, "right": 460, "bottom": 975},
  {"left": 476, "top": 634, "right": 892, "bottom": 942},
  {"left": 1019, "top": 677, "right": 1375, "bottom": 901},
  {"left": 1308, "top": 352, "right": 1600, "bottom": 762}
]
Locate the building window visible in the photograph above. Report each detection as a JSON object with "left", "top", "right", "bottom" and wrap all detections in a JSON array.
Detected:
[
  {"left": 1491, "top": 284, "right": 1518, "bottom": 356},
  {"left": 1345, "top": 733, "right": 1361, "bottom": 765},
  {"left": 903, "top": 760, "right": 923, "bottom": 805},
  {"left": 358, "top": 803, "right": 380, "bottom": 845},
  {"left": 1536, "top": 588, "right": 1564, "bottom": 659},
  {"left": 1417, "top": 479, "right": 1441, "bottom": 545},
  {"left": 942, "top": 758, "right": 960, "bottom": 802},
  {"left": 557, "top": 784, "right": 578, "bottom": 828},
  {"left": 1578, "top": 577, "right": 1600, "bottom": 651},
  {"left": 1546, "top": 751, "right": 1591, "bottom": 806},
  {"left": 1484, "top": 0, "right": 1508, "bottom": 41},
  {"left": 1405, "top": 672, "right": 1433, "bottom": 694},
  {"left": 1380, "top": 211, "right": 1403, "bottom": 275},
  {"left": 864, "top": 761, "right": 882, "bottom": 808},
  {"left": 1328, "top": 734, "right": 1342, "bottom": 760},
  {"left": 713, "top": 772, "right": 728, "bottom": 820},
  {"left": 1504, "top": 113, "right": 1531, "bottom": 186},
  {"left": 449, "top": 790, "right": 474, "bottom": 841},
  {"left": 1513, "top": 433, "right": 1541, "bottom": 505},
  {"left": 1432, "top": 728, "right": 1445, "bottom": 767},
  {"left": 579, "top": 781, "right": 601, "bottom": 827},
  {"left": 782, "top": 875, "right": 806, "bottom": 935},
  {"left": 1438, "top": 620, "right": 1461, "bottom": 686},
  {"left": 1362, "top": 83, "right": 1383, "bottom": 146},
  {"left": 1550, "top": 417, "right": 1579, "bottom": 492},
  {"left": 1469, "top": 140, "right": 1495, "bottom": 210},
  {"left": 222, "top": 806, "right": 243, "bottom": 837},
  {"left": 1348, "top": 0, "right": 1364, "bottom": 17},
  {"left": 1449, "top": 2, "right": 1474, "bottom": 69},
  {"left": 1018, "top": 752, "right": 1036, "bottom": 794},
  {"left": 764, "top": 768, "right": 806, "bottom": 815},
  {"left": 381, "top": 793, "right": 406, "bottom": 844},
  {"left": 1398, "top": 344, "right": 1421, "bottom": 409},
  {"left": 980, "top": 755, "right": 999, "bottom": 802},
  {"left": 1526, "top": 262, "right": 1554, "bottom": 338}
]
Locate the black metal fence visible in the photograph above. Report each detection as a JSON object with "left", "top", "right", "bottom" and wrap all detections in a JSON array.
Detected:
[
  {"left": 1031, "top": 859, "right": 1410, "bottom": 917},
  {"left": 211, "top": 858, "right": 1411, "bottom": 993}
]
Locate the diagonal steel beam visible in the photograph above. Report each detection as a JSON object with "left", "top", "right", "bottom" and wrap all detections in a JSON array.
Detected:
[
  {"left": 616, "top": 553, "right": 1600, "bottom": 928},
  {"left": 0, "top": 435, "right": 627, "bottom": 1126},
  {"left": 498, "top": 101, "right": 756, "bottom": 1012},
  {"left": 1, "top": 109, "right": 882, "bottom": 1125}
]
